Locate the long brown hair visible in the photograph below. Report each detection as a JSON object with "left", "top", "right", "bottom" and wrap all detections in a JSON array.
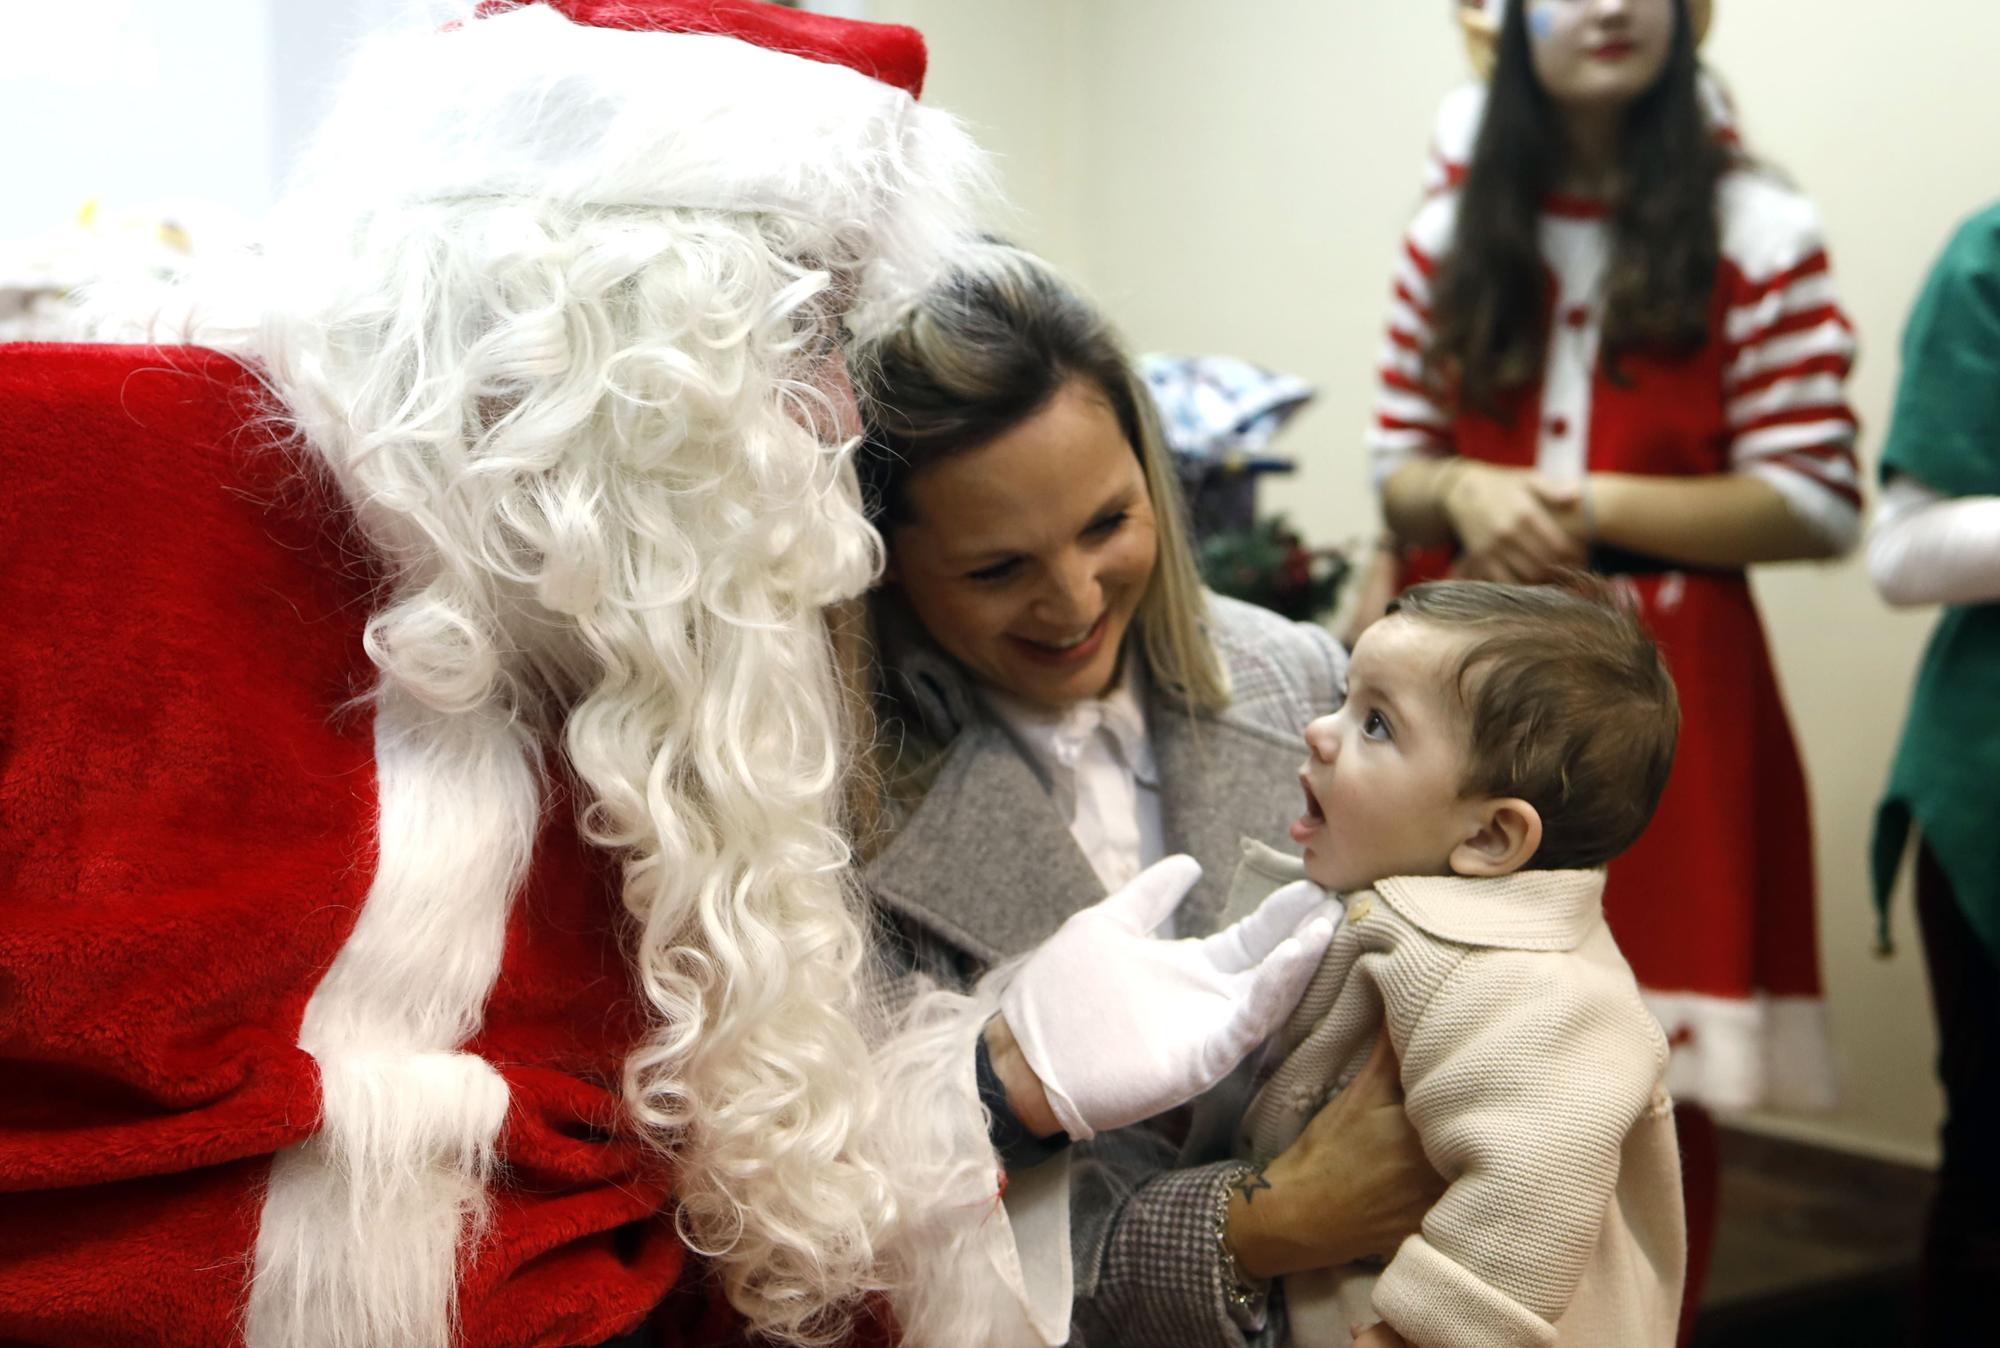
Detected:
[{"left": 1424, "top": 0, "right": 1727, "bottom": 415}]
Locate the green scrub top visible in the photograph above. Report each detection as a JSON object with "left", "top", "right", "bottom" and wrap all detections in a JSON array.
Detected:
[{"left": 1872, "top": 201, "right": 2000, "bottom": 958}]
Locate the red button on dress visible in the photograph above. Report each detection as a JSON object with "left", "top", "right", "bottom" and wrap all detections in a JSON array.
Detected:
[
  {"left": 1548, "top": 416, "right": 1570, "bottom": 436},
  {"left": 1565, "top": 305, "right": 1590, "bottom": 328}
]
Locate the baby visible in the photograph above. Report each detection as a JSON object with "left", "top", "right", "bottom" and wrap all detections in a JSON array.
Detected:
[{"left": 1238, "top": 577, "right": 1686, "bottom": 1347}]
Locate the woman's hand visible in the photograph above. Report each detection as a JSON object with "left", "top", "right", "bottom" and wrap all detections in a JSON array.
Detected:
[
  {"left": 1225, "top": 1036, "right": 1446, "bottom": 1279},
  {"left": 1350, "top": 1321, "right": 1410, "bottom": 1348},
  {"left": 997, "top": 860, "right": 1338, "bottom": 1141},
  {"left": 1443, "top": 462, "right": 1587, "bottom": 582}
]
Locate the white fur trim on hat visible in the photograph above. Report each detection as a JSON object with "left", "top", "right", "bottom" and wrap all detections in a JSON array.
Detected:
[{"left": 287, "top": 3, "right": 990, "bottom": 328}]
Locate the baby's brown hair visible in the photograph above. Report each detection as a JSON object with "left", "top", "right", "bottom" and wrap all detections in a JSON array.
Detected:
[{"left": 1386, "top": 576, "right": 1680, "bottom": 870}]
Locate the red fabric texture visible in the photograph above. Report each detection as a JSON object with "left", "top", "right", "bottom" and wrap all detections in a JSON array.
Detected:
[
  {"left": 1397, "top": 257, "right": 1828, "bottom": 1008},
  {"left": 483, "top": 0, "right": 929, "bottom": 97},
  {"left": 0, "top": 345, "right": 700, "bottom": 1346}
]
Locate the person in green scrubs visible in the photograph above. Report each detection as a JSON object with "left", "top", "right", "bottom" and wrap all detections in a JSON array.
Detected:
[{"left": 1869, "top": 200, "right": 2000, "bottom": 1344}]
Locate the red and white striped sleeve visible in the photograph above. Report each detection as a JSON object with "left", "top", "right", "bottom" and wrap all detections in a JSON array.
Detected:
[
  {"left": 1717, "top": 173, "right": 1863, "bottom": 554},
  {"left": 1367, "top": 196, "right": 1460, "bottom": 492}
]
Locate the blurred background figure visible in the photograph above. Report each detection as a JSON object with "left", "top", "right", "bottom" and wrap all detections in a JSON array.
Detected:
[
  {"left": 1868, "top": 201, "right": 2000, "bottom": 1348},
  {"left": 1365, "top": 2, "right": 1859, "bottom": 1337}
]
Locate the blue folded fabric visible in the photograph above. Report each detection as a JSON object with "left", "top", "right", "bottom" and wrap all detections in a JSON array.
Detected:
[{"left": 1139, "top": 353, "right": 1316, "bottom": 468}]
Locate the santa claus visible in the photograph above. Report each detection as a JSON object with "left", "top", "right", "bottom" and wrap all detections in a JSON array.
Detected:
[{"left": 0, "top": 3, "right": 1333, "bottom": 1346}]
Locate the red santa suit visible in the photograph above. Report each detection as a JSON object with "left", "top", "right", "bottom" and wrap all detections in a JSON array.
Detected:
[
  {"left": 1367, "top": 170, "right": 1861, "bottom": 1113},
  {"left": 0, "top": 344, "right": 711, "bottom": 1346},
  {"left": 0, "top": 4, "right": 984, "bottom": 1345}
]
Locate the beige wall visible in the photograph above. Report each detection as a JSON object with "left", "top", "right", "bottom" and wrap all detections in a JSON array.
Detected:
[
  {"left": 891, "top": 0, "right": 2000, "bottom": 1165},
  {"left": 878, "top": 0, "right": 1088, "bottom": 263}
]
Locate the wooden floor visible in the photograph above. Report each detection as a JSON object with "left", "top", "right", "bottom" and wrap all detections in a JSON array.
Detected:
[{"left": 1692, "top": 1127, "right": 1932, "bottom": 1346}]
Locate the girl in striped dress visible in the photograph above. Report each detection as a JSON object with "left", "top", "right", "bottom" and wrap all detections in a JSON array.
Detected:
[{"left": 1366, "top": 0, "right": 1860, "bottom": 1331}]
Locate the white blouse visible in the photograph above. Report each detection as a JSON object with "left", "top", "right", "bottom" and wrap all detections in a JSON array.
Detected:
[{"left": 983, "top": 655, "right": 1169, "bottom": 926}]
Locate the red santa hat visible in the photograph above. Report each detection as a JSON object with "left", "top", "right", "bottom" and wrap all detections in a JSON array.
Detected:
[
  {"left": 282, "top": 0, "right": 985, "bottom": 327},
  {"left": 493, "top": 0, "right": 931, "bottom": 96}
]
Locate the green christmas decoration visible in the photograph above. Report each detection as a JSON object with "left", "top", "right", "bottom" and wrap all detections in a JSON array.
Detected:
[{"left": 1198, "top": 514, "right": 1349, "bottom": 624}]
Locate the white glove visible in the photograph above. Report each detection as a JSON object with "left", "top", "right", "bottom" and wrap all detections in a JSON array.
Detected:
[{"left": 999, "top": 856, "right": 1337, "bottom": 1141}]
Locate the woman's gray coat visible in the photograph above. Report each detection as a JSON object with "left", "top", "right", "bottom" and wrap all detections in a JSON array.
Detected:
[{"left": 866, "top": 593, "right": 1347, "bottom": 1348}]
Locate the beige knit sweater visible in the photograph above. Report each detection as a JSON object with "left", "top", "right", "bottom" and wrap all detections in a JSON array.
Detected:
[{"left": 1239, "top": 869, "right": 1685, "bottom": 1348}]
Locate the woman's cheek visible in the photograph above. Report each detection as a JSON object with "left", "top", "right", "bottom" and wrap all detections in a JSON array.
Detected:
[
  {"left": 1117, "top": 521, "right": 1162, "bottom": 594},
  {"left": 1525, "top": 0, "right": 1580, "bottom": 45},
  {"left": 1525, "top": 0, "right": 1588, "bottom": 81},
  {"left": 942, "top": 586, "right": 991, "bottom": 641},
  {"left": 969, "top": 584, "right": 1028, "bottom": 644}
]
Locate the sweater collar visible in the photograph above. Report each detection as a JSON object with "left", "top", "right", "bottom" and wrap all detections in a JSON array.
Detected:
[{"left": 1370, "top": 868, "right": 1605, "bottom": 952}]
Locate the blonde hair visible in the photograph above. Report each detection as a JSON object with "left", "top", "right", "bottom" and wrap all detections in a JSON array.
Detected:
[{"left": 854, "top": 242, "right": 1227, "bottom": 718}]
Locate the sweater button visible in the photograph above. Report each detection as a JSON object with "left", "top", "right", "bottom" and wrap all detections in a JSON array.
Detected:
[
  {"left": 1548, "top": 415, "right": 1570, "bottom": 437},
  {"left": 1346, "top": 895, "right": 1373, "bottom": 923}
]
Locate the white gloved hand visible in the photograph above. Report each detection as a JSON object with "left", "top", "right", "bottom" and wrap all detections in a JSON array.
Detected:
[{"left": 999, "top": 856, "right": 1338, "bottom": 1141}]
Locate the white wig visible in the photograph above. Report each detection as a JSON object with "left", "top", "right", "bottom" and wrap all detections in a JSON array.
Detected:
[{"left": 183, "top": 6, "right": 1025, "bottom": 1347}]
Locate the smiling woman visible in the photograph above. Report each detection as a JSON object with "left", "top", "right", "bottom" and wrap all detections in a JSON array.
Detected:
[
  {"left": 860, "top": 241, "right": 1223, "bottom": 722},
  {"left": 850, "top": 241, "right": 1448, "bottom": 1347},
  {"left": 885, "top": 378, "right": 1161, "bottom": 707}
]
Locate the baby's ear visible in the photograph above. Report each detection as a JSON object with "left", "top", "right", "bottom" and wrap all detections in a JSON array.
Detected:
[{"left": 1449, "top": 798, "right": 1543, "bottom": 877}]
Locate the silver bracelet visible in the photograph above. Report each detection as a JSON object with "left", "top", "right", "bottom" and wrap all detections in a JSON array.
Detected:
[{"left": 1214, "top": 1166, "right": 1269, "bottom": 1320}]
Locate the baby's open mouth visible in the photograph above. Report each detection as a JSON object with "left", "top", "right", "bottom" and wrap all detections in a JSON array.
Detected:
[{"left": 1291, "top": 771, "right": 1328, "bottom": 848}]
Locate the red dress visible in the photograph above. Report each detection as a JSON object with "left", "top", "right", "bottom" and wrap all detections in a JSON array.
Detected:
[
  {"left": 1367, "top": 172, "right": 1862, "bottom": 1111},
  {"left": 0, "top": 345, "right": 728, "bottom": 1347}
]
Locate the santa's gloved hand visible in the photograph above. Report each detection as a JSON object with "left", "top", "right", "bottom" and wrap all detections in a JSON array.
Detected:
[{"left": 998, "top": 857, "right": 1337, "bottom": 1141}]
